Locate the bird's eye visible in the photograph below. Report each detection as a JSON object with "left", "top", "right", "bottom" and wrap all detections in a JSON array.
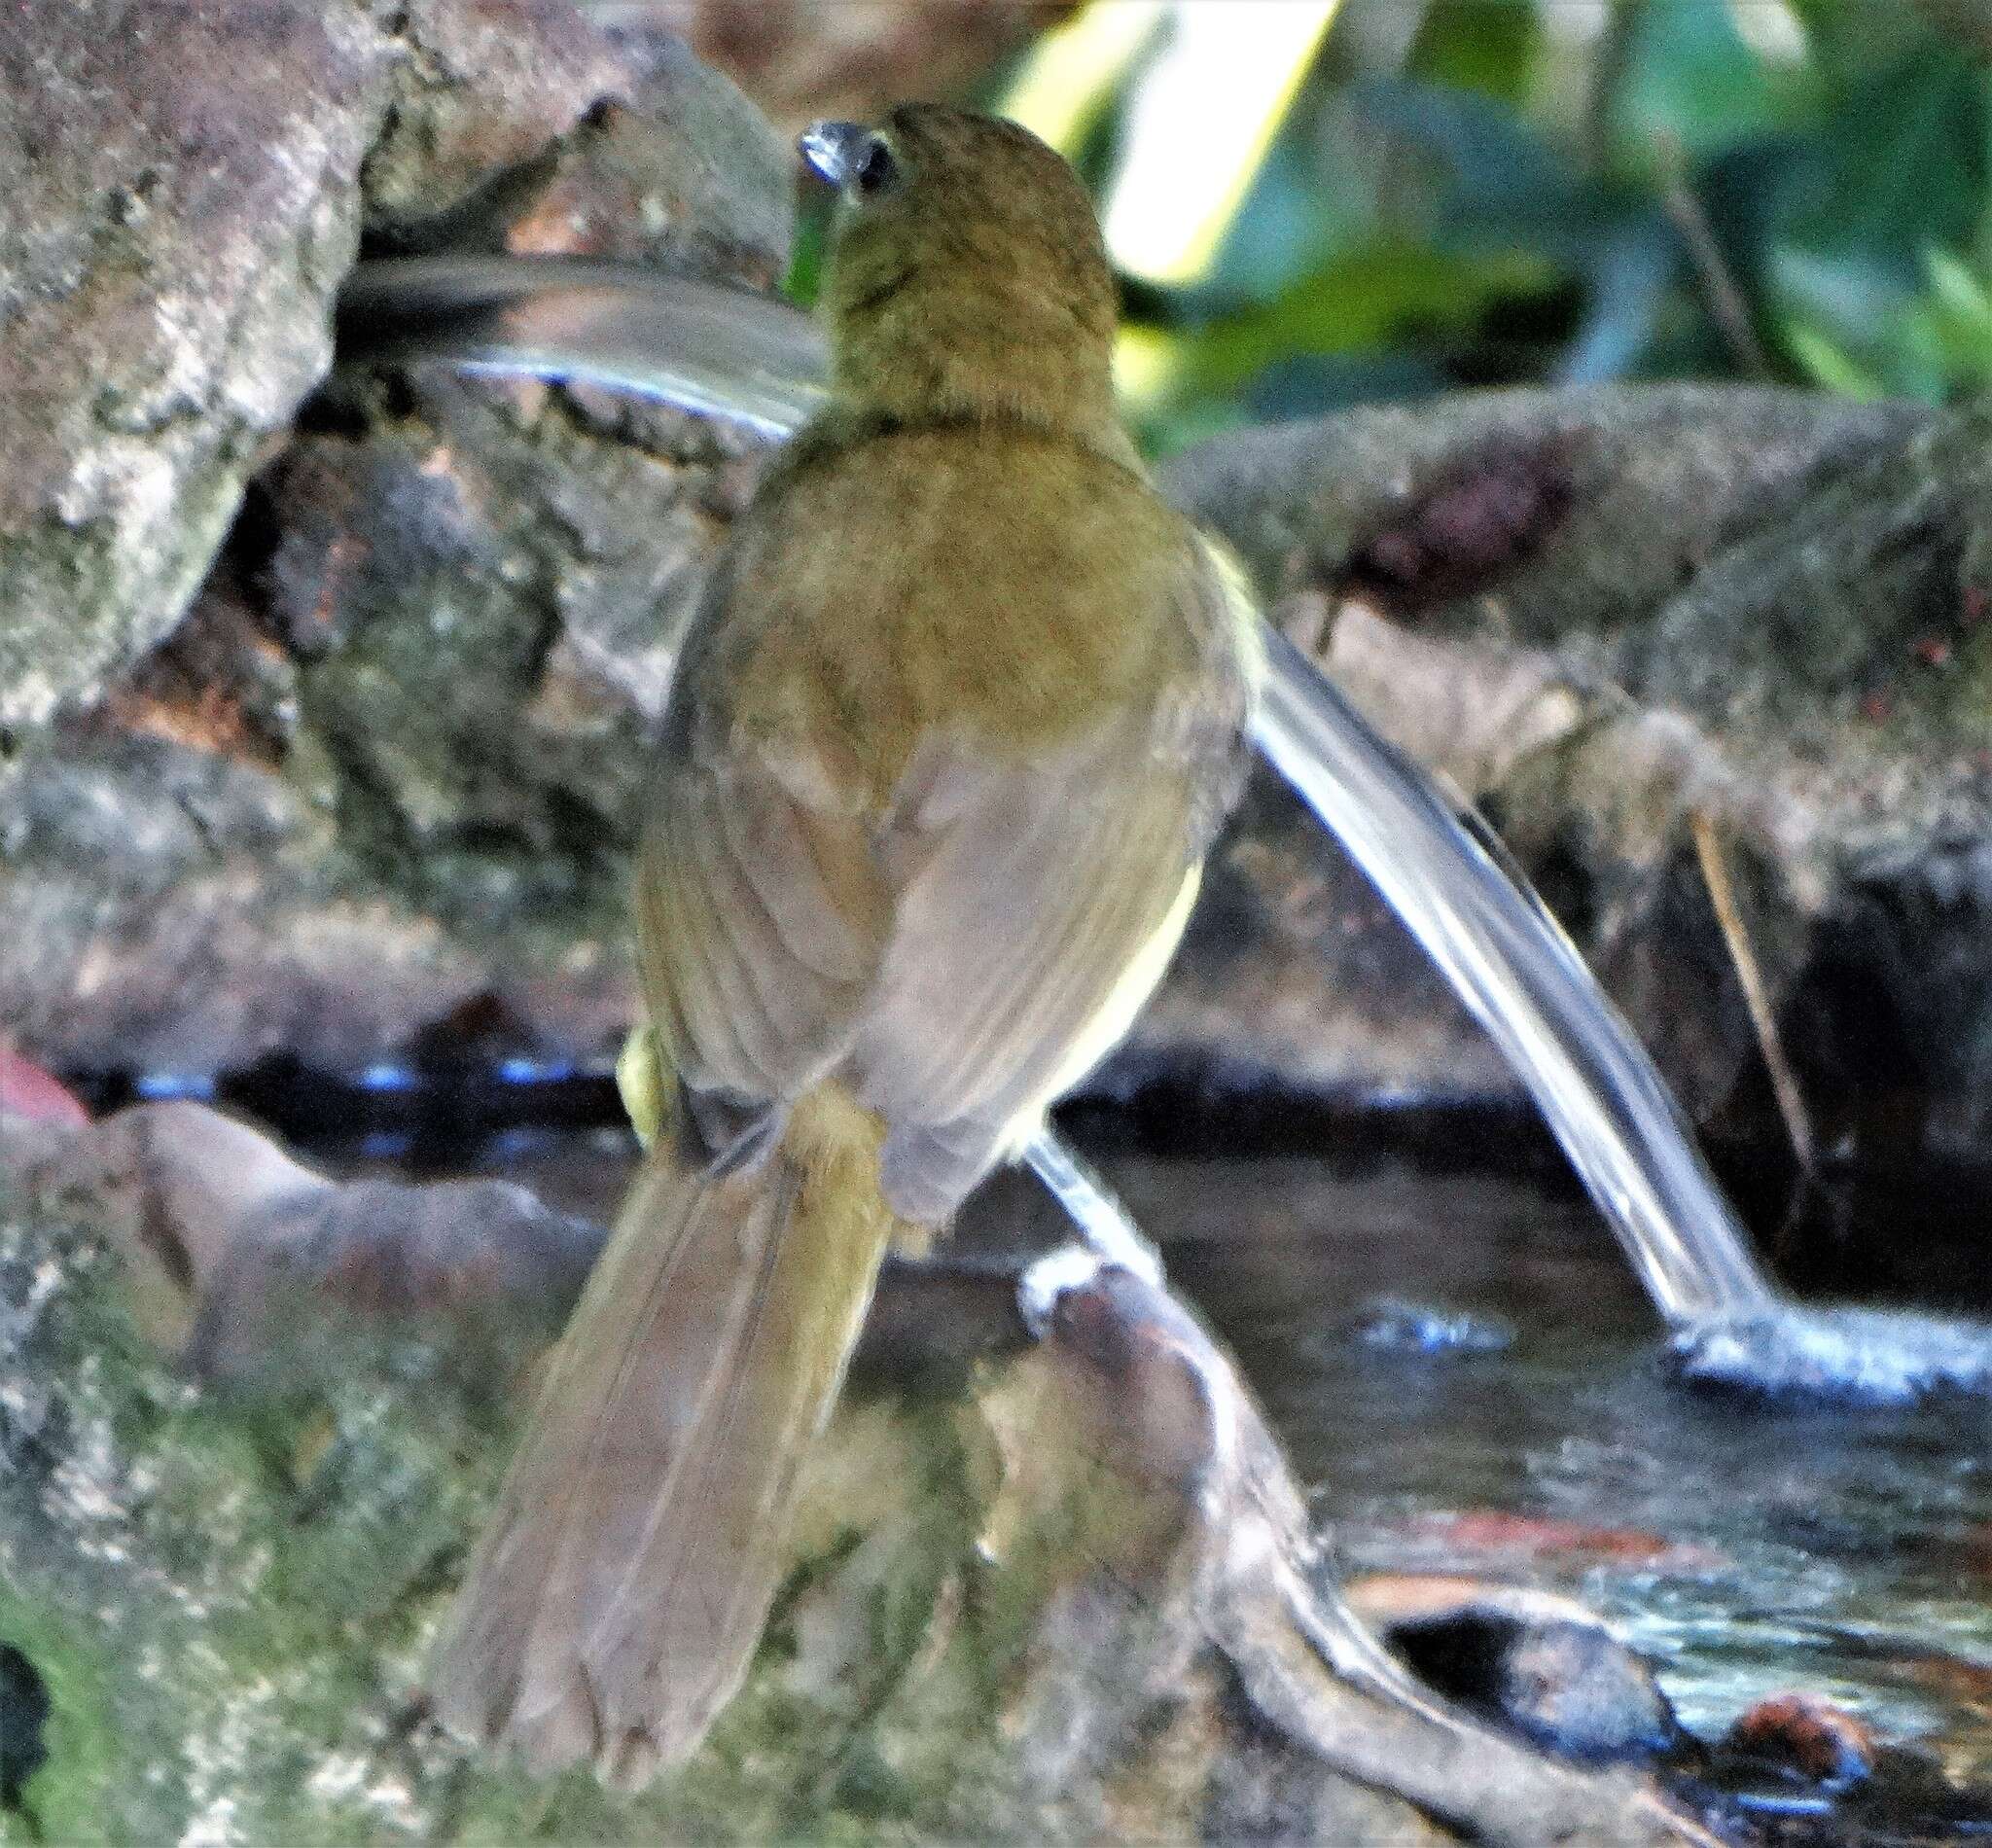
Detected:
[{"left": 854, "top": 136, "right": 897, "bottom": 195}]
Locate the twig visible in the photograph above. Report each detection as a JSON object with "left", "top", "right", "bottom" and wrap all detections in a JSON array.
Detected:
[
  {"left": 1657, "top": 138, "right": 1773, "bottom": 379},
  {"left": 1582, "top": 1, "right": 1640, "bottom": 175},
  {"left": 1690, "top": 807, "right": 1814, "bottom": 1172}
]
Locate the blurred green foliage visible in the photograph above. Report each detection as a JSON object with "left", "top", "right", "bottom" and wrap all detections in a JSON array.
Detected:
[{"left": 965, "top": 0, "right": 1991, "bottom": 453}]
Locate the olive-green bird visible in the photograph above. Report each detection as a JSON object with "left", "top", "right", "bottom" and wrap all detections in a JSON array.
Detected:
[{"left": 431, "top": 105, "right": 1261, "bottom": 1785}]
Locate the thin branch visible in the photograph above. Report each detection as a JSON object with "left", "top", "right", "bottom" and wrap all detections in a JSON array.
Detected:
[
  {"left": 1657, "top": 142, "right": 1774, "bottom": 380},
  {"left": 1690, "top": 807, "right": 1814, "bottom": 1173}
]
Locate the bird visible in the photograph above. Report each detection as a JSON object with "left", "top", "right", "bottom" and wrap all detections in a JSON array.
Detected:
[{"left": 429, "top": 103, "right": 1262, "bottom": 1787}]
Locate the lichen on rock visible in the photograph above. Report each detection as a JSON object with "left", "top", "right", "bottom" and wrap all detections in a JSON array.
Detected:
[{"left": 0, "top": 1110, "right": 1720, "bottom": 1843}]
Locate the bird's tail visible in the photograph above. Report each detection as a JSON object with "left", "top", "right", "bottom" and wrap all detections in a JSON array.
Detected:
[{"left": 429, "top": 1084, "right": 901, "bottom": 1787}]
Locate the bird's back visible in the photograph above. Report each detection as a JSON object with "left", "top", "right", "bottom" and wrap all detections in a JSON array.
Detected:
[{"left": 669, "top": 419, "right": 1245, "bottom": 812}]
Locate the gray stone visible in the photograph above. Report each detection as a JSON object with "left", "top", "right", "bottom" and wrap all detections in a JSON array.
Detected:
[
  {"left": 1156, "top": 390, "right": 1992, "bottom": 1154},
  {"left": 0, "top": 3, "right": 394, "bottom": 741},
  {"left": 0, "top": 1108, "right": 1724, "bottom": 1843},
  {"left": 0, "top": 0, "right": 790, "bottom": 1079},
  {"left": 1345, "top": 1575, "right": 1680, "bottom": 1762}
]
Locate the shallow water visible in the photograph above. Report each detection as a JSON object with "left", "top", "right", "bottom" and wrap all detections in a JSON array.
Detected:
[
  {"left": 1127, "top": 1160, "right": 1992, "bottom": 1789},
  {"left": 348, "top": 1128, "right": 1992, "bottom": 1795}
]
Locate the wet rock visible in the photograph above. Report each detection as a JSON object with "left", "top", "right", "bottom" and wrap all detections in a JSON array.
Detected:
[
  {"left": 0, "top": 1126, "right": 1723, "bottom": 1844},
  {"left": 1693, "top": 1690, "right": 1992, "bottom": 1846},
  {"left": 1161, "top": 391, "right": 1992, "bottom": 1162},
  {"left": 1346, "top": 1575, "right": 1681, "bottom": 1764},
  {"left": 2, "top": 0, "right": 769, "bottom": 752},
  {"left": 1721, "top": 1692, "right": 1875, "bottom": 1790},
  {"left": 1674, "top": 1303, "right": 1992, "bottom": 1404},
  {"left": 1351, "top": 1297, "right": 1512, "bottom": 1355},
  {"left": 33, "top": 1101, "right": 598, "bottom": 1377},
  {"left": 1385, "top": 1509, "right": 1727, "bottom": 1576}
]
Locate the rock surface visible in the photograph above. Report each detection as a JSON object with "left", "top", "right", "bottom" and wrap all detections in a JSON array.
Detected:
[
  {"left": 0, "top": 0, "right": 777, "bottom": 749},
  {"left": 0, "top": 4, "right": 382, "bottom": 742},
  {"left": 1159, "top": 389, "right": 1992, "bottom": 1155},
  {"left": 0, "top": 1103, "right": 1724, "bottom": 1845},
  {"left": 1343, "top": 1575, "right": 1680, "bottom": 1763},
  {"left": 0, "top": 0, "right": 787, "bottom": 1079},
  {"left": 646, "top": 0, "right": 1068, "bottom": 132}
]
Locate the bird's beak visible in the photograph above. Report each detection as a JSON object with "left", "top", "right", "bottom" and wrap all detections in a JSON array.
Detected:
[{"left": 800, "top": 121, "right": 868, "bottom": 189}]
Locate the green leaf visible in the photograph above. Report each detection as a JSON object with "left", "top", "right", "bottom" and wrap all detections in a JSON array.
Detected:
[
  {"left": 1782, "top": 320, "right": 1888, "bottom": 398},
  {"left": 1180, "top": 236, "right": 1558, "bottom": 394},
  {"left": 1917, "top": 249, "right": 1992, "bottom": 379},
  {"left": 1793, "top": 45, "right": 1987, "bottom": 259},
  {"left": 1925, "top": 248, "right": 1992, "bottom": 335},
  {"left": 1610, "top": 0, "right": 1784, "bottom": 165},
  {"left": 1407, "top": 0, "right": 1544, "bottom": 107},
  {"left": 1786, "top": 0, "right": 1937, "bottom": 89}
]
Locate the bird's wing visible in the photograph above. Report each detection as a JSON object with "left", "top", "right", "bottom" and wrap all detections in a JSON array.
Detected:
[
  {"left": 633, "top": 722, "right": 889, "bottom": 1113},
  {"left": 845, "top": 530, "right": 1258, "bottom": 1221},
  {"left": 635, "top": 695, "right": 1203, "bottom": 1180},
  {"left": 844, "top": 707, "right": 1208, "bottom": 1217},
  {"left": 637, "top": 470, "right": 1252, "bottom": 1204}
]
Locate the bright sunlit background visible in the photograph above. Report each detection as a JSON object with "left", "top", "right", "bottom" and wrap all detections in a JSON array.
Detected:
[{"left": 687, "top": 0, "right": 1992, "bottom": 453}]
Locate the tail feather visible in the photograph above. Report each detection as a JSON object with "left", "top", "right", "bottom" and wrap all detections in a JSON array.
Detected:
[{"left": 431, "top": 1087, "right": 899, "bottom": 1782}]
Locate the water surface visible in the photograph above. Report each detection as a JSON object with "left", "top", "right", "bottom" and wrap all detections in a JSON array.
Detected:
[{"left": 1133, "top": 1159, "right": 1992, "bottom": 1788}]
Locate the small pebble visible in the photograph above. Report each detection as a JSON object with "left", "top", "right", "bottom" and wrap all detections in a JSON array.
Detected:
[
  {"left": 0, "top": 1047, "right": 89, "bottom": 1128},
  {"left": 1724, "top": 1691, "right": 1875, "bottom": 1789}
]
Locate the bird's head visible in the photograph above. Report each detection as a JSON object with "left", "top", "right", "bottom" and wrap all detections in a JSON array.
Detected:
[{"left": 800, "top": 106, "right": 1121, "bottom": 445}]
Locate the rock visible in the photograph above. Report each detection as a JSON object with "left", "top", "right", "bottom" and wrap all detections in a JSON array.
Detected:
[
  {"left": 649, "top": 0, "right": 1066, "bottom": 133},
  {"left": 0, "top": 1118, "right": 1724, "bottom": 1844},
  {"left": 1381, "top": 1508, "right": 1726, "bottom": 1576},
  {"left": 1720, "top": 1691, "right": 1875, "bottom": 1789},
  {"left": 2, "top": 0, "right": 772, "bottom": 752},
  {"left": 0, "top": 1155, "right": 516, "bottom": 1843},
  {"left": 34, "top": 1100, "right": 600, "bottom": 1377},
  {"left": 0, "top": 0, "right": 791, "bottom": 1080},
  {"left": 1351, "top": 1297, "right": 1512, "bottom": 1354},
  {"left": 0, "top": 1050, "right": 88, "bottom": 1130},
  {"left": 1690, "top": 1688, "right": 1992, "bottom": 1848},
  {"left": 1345, "top": 1575, "right": 1681, "bottom": 1763},
  {"left": 1156, "top": 390, "right": 1992, "bottom": 1157},
  {"left": 0, "top": 4, "right": 383, "bottom": 746}
]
